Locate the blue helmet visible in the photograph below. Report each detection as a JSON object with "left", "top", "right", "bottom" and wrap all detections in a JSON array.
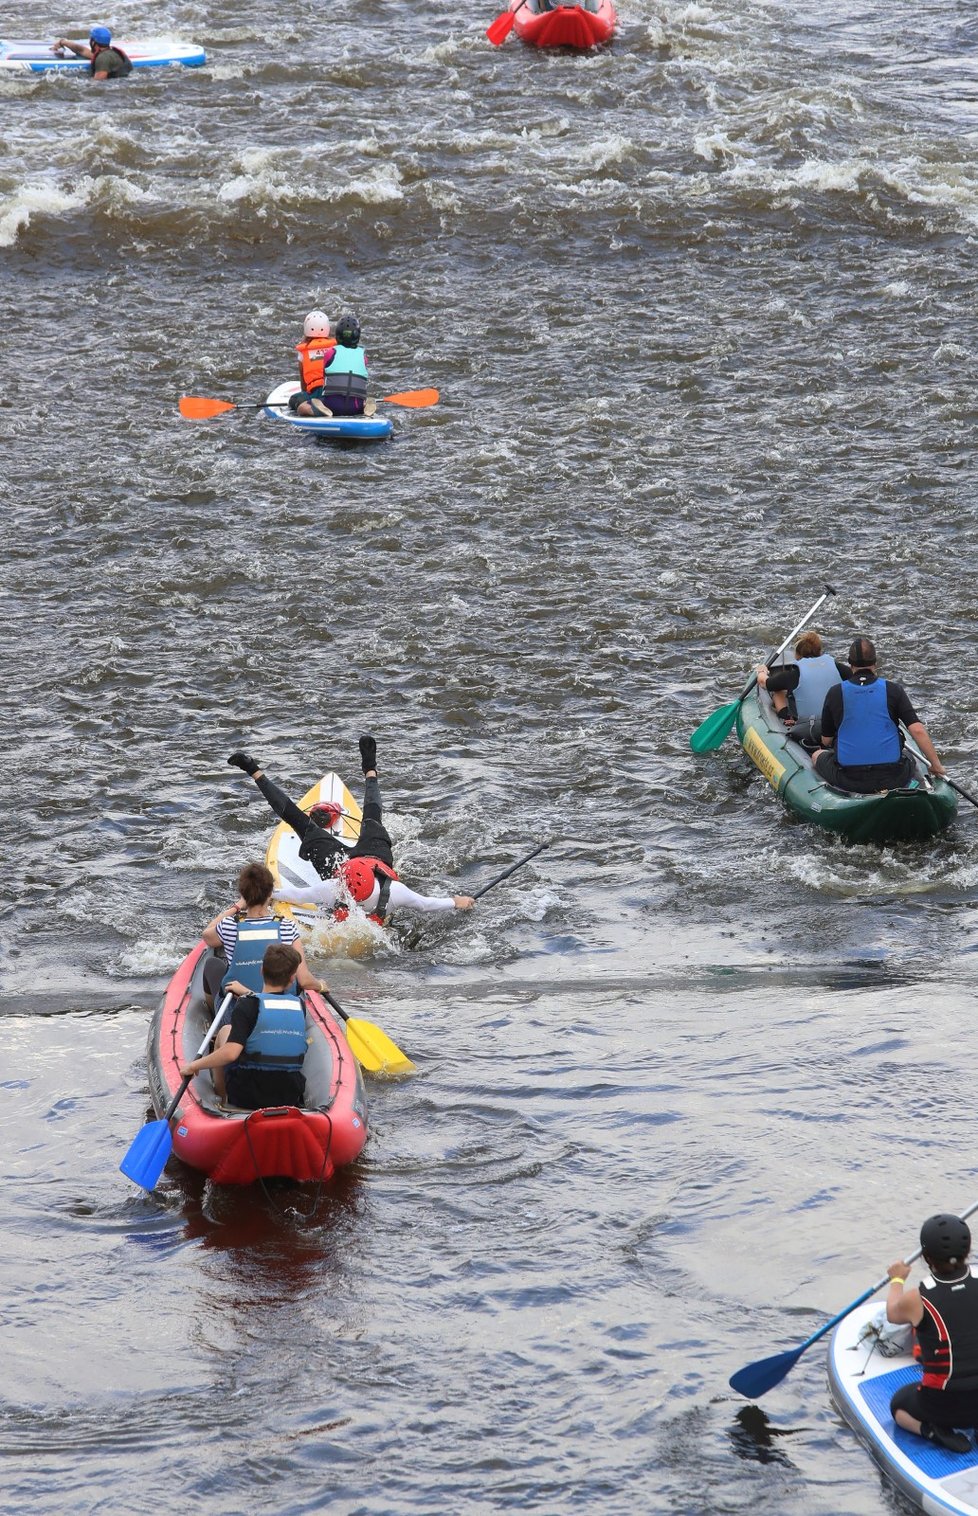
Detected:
[{"left": 89, "top": 24, "right": 112, "bottom": 44}]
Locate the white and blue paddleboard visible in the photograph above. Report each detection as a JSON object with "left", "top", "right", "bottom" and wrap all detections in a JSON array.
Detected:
[
  {"left": 263, "top": 382, "right": 393, "bottom": 441},
  {"left": 0, "top": 38, "right": 206, "bottom": 72},
  {"left": 829, "top": 1297, "right": 978, "bottom": 1514}
]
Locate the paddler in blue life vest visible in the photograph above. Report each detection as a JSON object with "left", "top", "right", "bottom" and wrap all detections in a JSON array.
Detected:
[
  {"left": 227, "top": 737, "right": 475, "bottom": 925},
  {"left": 52, "top": 25, "right": 132, "bottom": 78},
  {"left": 885, "top": 1214, "right": 978, "bottom": 1454},
  {"left": 756, "top": 631, "right": 850, "bottom": 745},
  {"left": 180, "top": 942, "right": 309, "bottom": 1109},
  {"left": 812, "top": 636, "right": 945, "bottom": 794},
  {"left": 289, "top": 311, "right": 378, "bottom": 420},
  {"left": 199, "top": 861, "right": 328, "bottom": 1008}
]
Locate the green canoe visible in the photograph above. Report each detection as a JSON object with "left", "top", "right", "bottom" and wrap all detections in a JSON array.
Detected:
[{"left": 735, "top": 688, "right": 957, "bottom": 844}]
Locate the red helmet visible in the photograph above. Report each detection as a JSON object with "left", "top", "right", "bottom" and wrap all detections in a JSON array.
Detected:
[
  {"left": 308, "top": 801, "right": 342, "bottom": 830},
  {"left": 341, "top": 858, "right": 376, "bottom": 902}
]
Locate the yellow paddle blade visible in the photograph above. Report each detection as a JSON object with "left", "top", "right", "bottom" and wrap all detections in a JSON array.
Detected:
[
  {"left": 381, "top": 388, "right": 439, "bottom": 408},
  {"left": 179, "top": 395, "right": 236, "bottom": 420},
  {"left": 344, "top": 1016, "right": 415, "bottom": 1076}
]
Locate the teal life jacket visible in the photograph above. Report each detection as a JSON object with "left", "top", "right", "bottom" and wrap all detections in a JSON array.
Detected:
[
  {"left": 837, "top": 679, "right": 901, "bottom": 766},
  {"left": 238, "top": 992, "right": 307, "bottom": 1070},
  {"left": 322, "top": 344, "right": 369, "bottom": 400},
  {"left": 221, "top": 916, "right": 291, "bottom": 996}
]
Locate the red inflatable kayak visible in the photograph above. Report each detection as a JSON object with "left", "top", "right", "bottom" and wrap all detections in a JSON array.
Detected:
[
  {"left": 145, "top": 941, "right": 368, "bottom": 1185},
  {"left": 512, "top": 0, "right": 616, "bottom": 48}
]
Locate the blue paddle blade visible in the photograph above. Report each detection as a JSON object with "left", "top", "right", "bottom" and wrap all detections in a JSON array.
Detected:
[
  {"left": 119, "top": 1118, "right": 173, "bottom": 1191},
  {"left": 729, "top": 1346, "right": 803, "bottom": 1399}
]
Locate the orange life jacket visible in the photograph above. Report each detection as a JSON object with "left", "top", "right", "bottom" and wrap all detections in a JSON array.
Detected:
[
  {"left": 295, "top": 337, "right": 337, "bottom": 392},
  {"left": 334, "top": 857, "right": 400, "bottom": 926}
]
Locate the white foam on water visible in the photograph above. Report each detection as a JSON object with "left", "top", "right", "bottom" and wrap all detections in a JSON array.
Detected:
[{"left": 0, "top": 179, "right": 85, "bottom": 246}]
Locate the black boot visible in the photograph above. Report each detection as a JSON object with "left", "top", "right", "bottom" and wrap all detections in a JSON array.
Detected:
[
  {"left": 922, "top": 1422, "right": 971, "bottom": 1454},
  {"left": 359, "top": 735, "right": 377, "bottom": 774}
]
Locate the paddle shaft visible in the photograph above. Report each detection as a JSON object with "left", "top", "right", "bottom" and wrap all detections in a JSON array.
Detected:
[
  {"left": 782, "top": 1195, "right": 978, "bottom": 1360},
  {"left": 473, "top": 840, "right": 551, "bottom": 900},
  {"left": 900, "top": 724, "right": 977, "bottom": 805},
  {"left": 946, "top": 775, "right": 978, "bottom": 809},
  {"left": 739, "top": 584, "right": 837, "bottom": 702},
  {"left": 162, "top": 992, "right": 232, "bottom": 1123},
  {"left": 322, "top": 989, "right": 355, "bottom": 1027}
]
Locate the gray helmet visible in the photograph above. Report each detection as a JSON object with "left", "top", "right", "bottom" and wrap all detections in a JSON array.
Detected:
[{"left": 920, "top": 1214, "right": 971, "bottom": 1265}]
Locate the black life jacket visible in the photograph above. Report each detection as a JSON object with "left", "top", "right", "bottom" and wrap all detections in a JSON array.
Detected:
[{"left": 917, "top": 1271, "right": 978, "bottom": 1391}]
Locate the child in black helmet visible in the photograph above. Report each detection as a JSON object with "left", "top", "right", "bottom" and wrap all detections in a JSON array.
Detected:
[
  {"left": 886, "top": 1213, "right": 978, "bottom": 1453},
  {"left": 312, "top": 313, "right": 377, "bottom": 419}
]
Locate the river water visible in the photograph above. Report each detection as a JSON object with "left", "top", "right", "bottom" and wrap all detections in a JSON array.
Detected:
[{"left": 4, "top": 0, "right": 978, "bottom": 1511}]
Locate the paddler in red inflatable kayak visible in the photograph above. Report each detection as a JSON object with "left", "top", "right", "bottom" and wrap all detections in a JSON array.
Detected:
[{"left": 228, "top": 737, "right": 475, "bottom": 925}]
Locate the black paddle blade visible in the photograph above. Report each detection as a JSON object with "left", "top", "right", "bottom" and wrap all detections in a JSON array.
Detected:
[{"left": 729, "top": 1346, "right": 803, "bottom": 1399}]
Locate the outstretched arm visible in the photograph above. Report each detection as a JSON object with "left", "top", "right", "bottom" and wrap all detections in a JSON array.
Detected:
[
  {"left": 907, "top": 721, "right": 945, "bottom": 777},
  {"left": 274, "top": 880, "right": 342, "bottom": 908},
  {"left": 387, "top": 881, "right": 475, "bottom": 914},
  {"left": 228, "top": 753, "right": 314, "bottom": 840}
]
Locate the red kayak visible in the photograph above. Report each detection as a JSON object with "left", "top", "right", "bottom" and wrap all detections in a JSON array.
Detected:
[
  {"left": 146, "top": 941, "right": 368, "bottom": 1185},
  {"left": 512, "top": 0, "right": 616, "bottom": 48}
]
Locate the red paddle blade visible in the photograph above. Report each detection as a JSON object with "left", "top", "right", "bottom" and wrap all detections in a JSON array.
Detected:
[
  {"left": 486, "top": 9, "right": 516, "bottom": 44},
  {"left": 381, "top": 388, "right": 440, "bottom": 408},
  {"left": 179, "top": 395, "right": 236, "bottom": 420}
]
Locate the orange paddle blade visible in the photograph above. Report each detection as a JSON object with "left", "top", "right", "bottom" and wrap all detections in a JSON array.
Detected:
[
  {"left": 486, "top": 9, "right": 516, "bottom": 43},
  {"left": 179, "top": 396, "right": 236, "bottom": 420},
  {"left": 381, "top": 388, "right": 440, "bottom": 408}
]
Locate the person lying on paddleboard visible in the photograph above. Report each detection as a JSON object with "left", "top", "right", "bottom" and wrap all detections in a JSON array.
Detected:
[
  {"left": 812, "top": 636, "right": 945, "bottom": 793},
  {"left": 200, "top": 862, "right": 329, "bottom": 1007},
  {"left": 289, "top": 311, "right": 378, "bottom": 420},
  {"left": 755, "top": 631, "right": 850, "bottom": 747},
  {"left": 227, "top": 737, "right": 476, "bottom": 925},
  {"left": 885, "top": 1213, "right": 978, "bottom": 1454},
  {"left": 180, "top": 942, "right": 309, "bottom": 1109},
  {"left": 52, "top": 25, "right": 132, "bottom": 77}
]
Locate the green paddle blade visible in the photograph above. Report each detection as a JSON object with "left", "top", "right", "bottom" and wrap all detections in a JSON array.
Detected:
[
  {"left": 119, "top": 1118, "right": 174, "bottom": 1191},
  {"left": 689, "top": 700, "right": 741, "bottom": 753}
]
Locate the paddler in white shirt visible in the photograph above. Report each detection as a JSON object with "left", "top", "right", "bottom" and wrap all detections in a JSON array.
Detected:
[{"left": 227, "top": 736, "right": 475, "bottom": 927}]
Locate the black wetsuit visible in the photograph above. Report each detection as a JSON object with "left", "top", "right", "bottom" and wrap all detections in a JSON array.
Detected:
[{"left": 256, "top": 771, "right": 394, "bottom": 880}]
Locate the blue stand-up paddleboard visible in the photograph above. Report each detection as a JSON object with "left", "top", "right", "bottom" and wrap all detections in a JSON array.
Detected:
[
  {"left": 0, "top": 38, "right": 206, "bottom": 72},
  {"left": 263, "top": 382, "right": 393, "bottom": 441},
  {"left": 829, "top": 1298, "right": 978, "bottom": 1513}
]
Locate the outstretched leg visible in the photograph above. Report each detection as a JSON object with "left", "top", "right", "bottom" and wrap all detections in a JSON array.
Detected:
[{"left": 349, "top": 735, "right": 395, "bottom": 867}]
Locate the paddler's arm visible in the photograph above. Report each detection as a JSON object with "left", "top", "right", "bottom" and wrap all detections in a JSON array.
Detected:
[
  {"left": 885, "top": 1262, "right": 924, "bottom": 1326},
  {"left": 201, "top": 899, "right": 244, "bottom": 947},
  {"left": 181, "top": 1040, "right": 243, "bottom": 1078},
  {"left": 818, "top": 686, "right": 842, "bottom": 747},
  {"left": 291, "top": 939, "right": 329, "bottom": 997},
  {"left": 53, "top": 38, "right": 92, "bottom": 55},
  {"left": 386, "top": 881, "right": 475, "bottom": 913},
  {"left": 907, "top": 721, "right": 945, "bottom": 777},
  {"left": 273, "top": 880, "right": 341, "bottom": 908}
]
